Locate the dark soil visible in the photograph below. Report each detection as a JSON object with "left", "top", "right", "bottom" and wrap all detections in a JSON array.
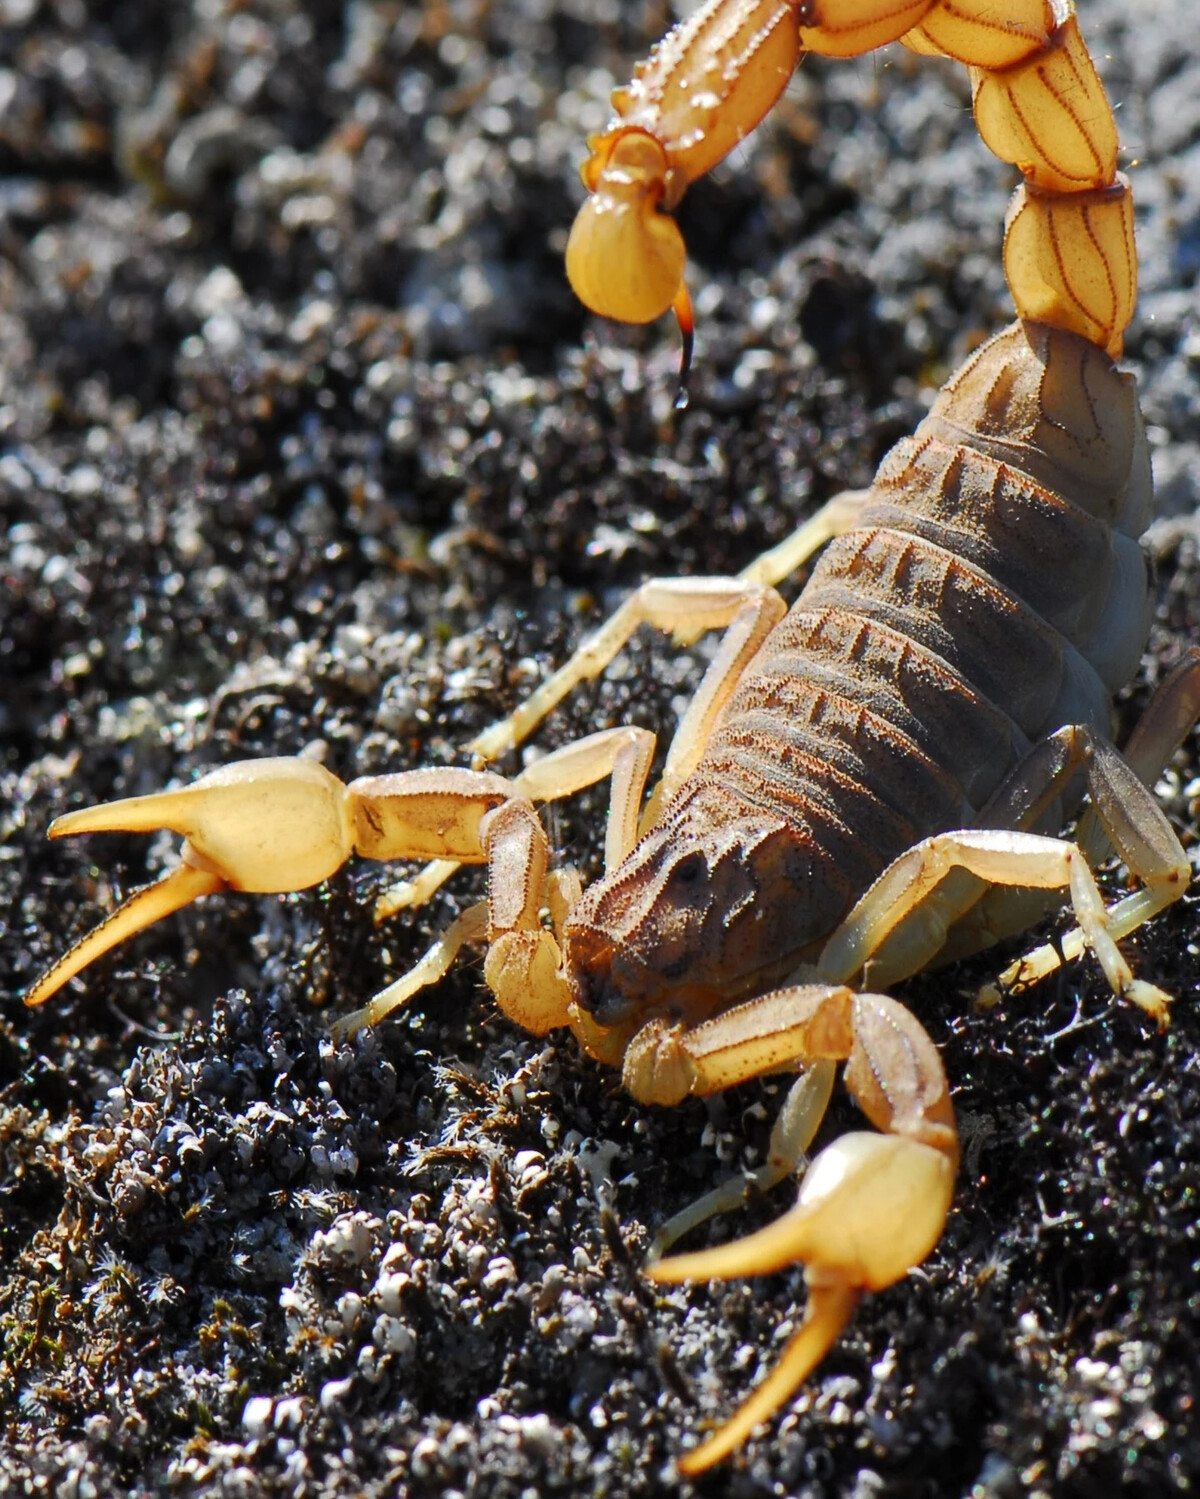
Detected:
[{"left": 2, "top": 3, "right": 1198, "bottom": 1497}]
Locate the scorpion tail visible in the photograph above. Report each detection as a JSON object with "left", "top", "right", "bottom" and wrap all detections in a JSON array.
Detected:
[{"left": 565, "top": 131, "right": 686, "bottom": 326}]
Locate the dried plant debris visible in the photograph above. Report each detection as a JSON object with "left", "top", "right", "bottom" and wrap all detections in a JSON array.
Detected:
[{"left": 2, "top": 1, "right": 1199, "bottom": 1496}]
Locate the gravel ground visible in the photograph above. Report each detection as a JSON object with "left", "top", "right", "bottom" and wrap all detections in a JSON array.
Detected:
[{"left": 2, "top": 2, "right": 1199, "bottom": 1496}]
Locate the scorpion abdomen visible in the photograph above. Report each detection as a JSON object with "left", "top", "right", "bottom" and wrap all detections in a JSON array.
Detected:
[{"left": 674, "top": 319, "right": 1153, "bottom": 963}]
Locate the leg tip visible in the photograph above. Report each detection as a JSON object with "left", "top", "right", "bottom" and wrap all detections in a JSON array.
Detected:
[{"left": 1124, "top": 978, "right": 1171, "bottom": 1029}]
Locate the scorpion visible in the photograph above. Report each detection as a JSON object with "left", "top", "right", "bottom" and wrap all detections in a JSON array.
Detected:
[{"left": 25, "top": 0, "right": 1200, "bottom": 1476}]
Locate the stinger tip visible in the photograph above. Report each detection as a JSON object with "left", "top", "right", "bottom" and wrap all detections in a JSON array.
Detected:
[{"left": 672, "top": 281, "right": 695, "bottom": 411}]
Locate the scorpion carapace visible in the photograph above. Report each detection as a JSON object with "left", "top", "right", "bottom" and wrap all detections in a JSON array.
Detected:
[{"left": 26, "top": 0, "right": 1200, "bottom": 1479}]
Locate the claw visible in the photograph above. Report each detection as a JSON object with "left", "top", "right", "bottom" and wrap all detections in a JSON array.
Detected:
[
  {"left": 673, "top": 1282, "right": 860, "bottom": 1475},
  {"left": 26, "top": 758, "right": 355, "bottom": 1007},
  {"left": 27, "top": 757, "right": 539, "bottom": 1012},
  {"left": 25, "top": 863, "right": 224, "bottom": 1008},
  {"left": 46, "top": 758, "right": 354, "bottom": 889},
  {"left": 648, "top": 1129, "right": 956, "bottom": 1475}
]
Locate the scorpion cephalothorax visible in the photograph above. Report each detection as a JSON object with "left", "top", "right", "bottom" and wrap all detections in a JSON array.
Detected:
[{"left": 27, "top": 0, "right": 1200, "bottom": 1475}]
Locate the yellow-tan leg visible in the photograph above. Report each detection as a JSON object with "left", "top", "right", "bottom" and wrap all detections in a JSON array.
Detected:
[
  {"left": 332, "top": 900, "right": 493, "bottom": 1037},
  {"left": 343, "top": 727, "right": 662, "bottom": 1035},
  {"left": 732, "top": 488, "right": 872, "bottom": 592},
  {"left": 373, "top": 724, "right": 655, "bottom": 920},
  {"left": 388, "top": 578, "right": 785, "bottom": 917},
  {"left": 372, "top": 857, "right": 462, "bottom": 922},
  {"left": 1118, "top": 647, "right": 1200, "bottom": 787},
  {"left": 848, "top": 700, "right": 1191, "bottom": 993},
  {"left": 816, "top": 736, "right": 1188, "bottom": 1021},
  {"left": 643, "top": 583, "right": 787, "bottom": 822},
  {"left": 470, "top": 494, "right": 879, "bottom": 765},
  {"left": 468, "top": 577, "right": 785, "bottom": 763},
  {"left": 981, "top": 649, "right": 1200, "bottom": 1001},
  {"left": 400, "top": 494, "right": 868, "bottom": 890},
  {"left": 391, "top": 492, "right": 871, "bottom": 915},
  {"left": 626, "top": 983, "right": 957, "bottom": 1476},
  {"left": 802, "top": 727, "right": 1111, "bottom": 994},
  {"left": 856, "top": 652, "right": 1200, "bottom": 989},
  {"left": 647, "top": 1060, "right": 838, "bottom": 1261}
]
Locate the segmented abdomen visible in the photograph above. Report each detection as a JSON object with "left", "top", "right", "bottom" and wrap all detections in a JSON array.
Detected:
[{"left": 696, "top": 320, "right": 1153, "bottom": 890}]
